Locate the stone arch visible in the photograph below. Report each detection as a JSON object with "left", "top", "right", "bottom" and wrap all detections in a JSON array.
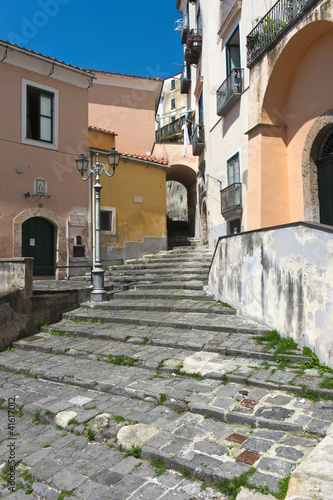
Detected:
[
  {"left": 166, "top": 164, "right": 197, "bottom": 236},
  {"left": 13, "top": 208, "right": 66, "bottom": 279},
  {"left": 302, "top": 109, "right": 333, "bottom": 222}
]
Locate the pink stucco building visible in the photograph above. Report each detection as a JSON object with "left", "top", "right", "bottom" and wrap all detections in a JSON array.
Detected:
[{"left": 0, "top": 40, "right": 93, "bottom": 278}]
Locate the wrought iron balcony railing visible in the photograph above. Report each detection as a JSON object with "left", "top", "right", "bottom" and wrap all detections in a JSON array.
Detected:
[
  {"left": 184, "top": 29, "right": 202, "bottom": 65},
  {"left": 247, "top": 0, "right": 319, "bottom": 67},
  {"left": 220, "top": 182, "right": 242, "bottom": 220},
  {"left": 156, "top": 115, "right": 186, "bottom": 143},
  {"left": 192, "top": 123, "right": 204, "bottom": 156},
  {"left": 180, "top": 64, "right": 191, "bottom": 94},
  {"left": 217, "top": 68, "right": 243, "bottom": 116}
]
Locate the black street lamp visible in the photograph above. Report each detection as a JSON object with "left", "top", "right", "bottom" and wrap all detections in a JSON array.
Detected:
[{"left": 75, "top": 148, "right": 120, "bottom": 301}]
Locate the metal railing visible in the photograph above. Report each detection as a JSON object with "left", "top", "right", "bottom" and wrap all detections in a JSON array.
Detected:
[
  {"left": 155, "top": 115, "right": 186, "bottom": 143},
  {"left": 216, "top": 68, "right": 243, "bottom": 116},
  {"left": 192, "top": 123, "right": 205, "bottom": 155},
  {"left": 180, "top": 64, "right": 191, "bottom": 93},
  {"left": 220, "top": 182, "right": 242, "bottom": 216},
  {"left": 247, "top": 0, "right": 319, "bottom": 67}
]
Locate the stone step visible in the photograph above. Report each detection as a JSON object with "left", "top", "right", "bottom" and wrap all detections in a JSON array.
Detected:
[
  {"left": 2, "top": 344, "right": 331, "bottom": 439},
  {"left": 0, "top": 372, "right": 323, "bottom": 498},
  {"left": 112, "top": 290, "right": 215, "bottom": 301},
  {"left": 92, "top": 298, "right": 233, "bottom": 316},
  {"left": 62, "top": 308, "right": 265, "bottom": 335},
  {"left": 36, "top": 321, "right": 307, "bottom": 363}
]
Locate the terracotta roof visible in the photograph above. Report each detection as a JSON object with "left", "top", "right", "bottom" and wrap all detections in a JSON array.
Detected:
[
  {"left": 89, "top": 147, "right": 168, "bottom": 166},
  {"left": 88, "top": 126, "right": 118, "bottom": 136},
  {"left": 121, "top": 152, "right": 168, "bottom": 165},
  {"left": 86, "top": 68, "right": 163, "bottom": 82},
  {"left": 0, "top": 39, "right": 94, "bottom": 76}
]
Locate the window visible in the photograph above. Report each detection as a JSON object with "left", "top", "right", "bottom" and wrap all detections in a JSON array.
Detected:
[
  {"left": 171, "top": 98, "right": 176, "bottom": 109},
  {"left": 171, "top": 79, "right": 176, "bottom": 90},
  {"left": 226, "top": 26, "right": 240, "bottom": 76},
  {"left": 22, "top": 79, "right": 59, "bottom": 149},
  {"left": 100, "top": 207, "right": 116, "bottom": 234},
  {"left": 27, "top": 86, "right": 53, "bottom": 142},
  {"left": 227, "top": 153, "right": 240, "bottom": 185}
]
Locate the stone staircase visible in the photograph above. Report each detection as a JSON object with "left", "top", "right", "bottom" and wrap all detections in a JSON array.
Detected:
[{"left": 1, "top": 245, "right": 333, "bottom": 499}]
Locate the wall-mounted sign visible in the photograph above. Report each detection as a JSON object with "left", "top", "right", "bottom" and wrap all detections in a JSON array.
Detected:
[{"left": 30, "top": 238, "right": 35, "bottom": 246}]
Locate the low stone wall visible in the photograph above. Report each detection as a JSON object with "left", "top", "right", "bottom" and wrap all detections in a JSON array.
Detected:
[
  {"left": 0, "top": 288, "right": 90, "bottom": 351},
  {"left": 0, "top": 257, "right": 33, "bottom": 298},
  {"left": 208, "top": 222, "right": 333, "bottom": 368}
]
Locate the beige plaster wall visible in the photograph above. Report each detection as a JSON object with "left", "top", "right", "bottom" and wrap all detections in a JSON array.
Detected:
[{"left": 89, "top": 75, "right": 161, "bottom": 155}]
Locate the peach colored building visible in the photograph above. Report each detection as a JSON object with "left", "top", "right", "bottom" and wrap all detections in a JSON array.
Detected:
[
  {"left": 0, "top": 40, "right": 93, "bottom": 278},
  {"left": 88, "top": 71, "right": 163, "bottom": 155},
  {"left": 247, "top": 0, "right": 333, "bottom": 230}
]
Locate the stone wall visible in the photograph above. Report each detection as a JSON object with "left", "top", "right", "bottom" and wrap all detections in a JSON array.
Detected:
[
  {"left": 208, "top": 222, "right": 333, "bottom": 368},
  {"left": 0, "top": 257, "right": 33, "bottom": 298},
  {"left": 0, "top": 286, "right": 90, "bottom": 352}
]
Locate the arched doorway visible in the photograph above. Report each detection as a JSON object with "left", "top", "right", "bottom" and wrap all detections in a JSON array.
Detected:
[
  {"left": 166, "top": 164, "right": 197, "bottom": 248},
  {"left": 317, "top": 127, "right": 333, "bottom": 225},
  {"left": 22, "top": 217, "right": 55, "bottom": 276}
]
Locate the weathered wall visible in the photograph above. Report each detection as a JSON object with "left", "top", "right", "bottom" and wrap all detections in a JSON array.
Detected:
[
  {"left": 208, "top": 222, "right": 333, "bottom": 368},
  {"left": 0, "top": 288, "right": 89, "bottom": 351},
  {"left": 0, "top": 258, "right": 33, "bottom": 298}
]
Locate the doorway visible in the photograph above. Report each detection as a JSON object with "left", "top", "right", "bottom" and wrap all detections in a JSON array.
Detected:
[
  {"left": 22, "top": 217, "right": 55, "bottom": 276},
  {"left": 317, "top": 128, "right": 333, "bottom": 226}
]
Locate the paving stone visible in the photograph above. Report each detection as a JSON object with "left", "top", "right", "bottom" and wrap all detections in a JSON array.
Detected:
[
  {"left": 50, "top": 469, "right": 88, "bottom": 490},
  {"left": 194, "top": 441, "right": 228, "bottom": 456},
  {"left": 242, "top": 437, "right": 274, "bottom": 453},
  {"left": 133, "top": 481, "right": 167, "bottom": 499},
  {"left": 31, "top": 481, "right": 60, "bottom": 500},
  {"left": 90, "top": 468, "right": 123, "bottom": 487},
  {"left": 274, "top": 446, "right": 304, "bottom": 461},
  {"left": 247, "top": 471, "right": 281, "bottom": 493},
  {"left": 112, "top": 473, "right": 146, "bottom": 494},
  {"left": 255, "top": 406, "right": 294, "bottom": 421},
  {"left": 29, "top": 459, "right": 62, "bottom": 482},
  {"left": 257, "top": 457, "right": 295, "bottom": 476},
  {"left": 74, "top": 479, "right": 111, "bottom": 500}
]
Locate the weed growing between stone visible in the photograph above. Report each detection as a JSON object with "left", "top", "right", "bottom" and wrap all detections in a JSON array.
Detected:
[
  {"left": 253, "top": 330, "right": 299, "bottom": 354},
  {"left": 151, "top": 458, "right": 166, "bottom": 476},
  {"left": 124, "top": 445, "right": 141, "bottom": 458}
]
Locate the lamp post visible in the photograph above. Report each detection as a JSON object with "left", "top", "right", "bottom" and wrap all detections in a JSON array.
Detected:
[{"left": 75, "top": 148, "right": 120, "bottom": 301}]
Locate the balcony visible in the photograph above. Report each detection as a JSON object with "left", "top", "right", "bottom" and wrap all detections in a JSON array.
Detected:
[
  {"left": 220, "top": 182, "right": 242, "bottom": 220},
  {"left": 156, "top": 115, "right": 186, "bottom": 143},
  {"left": 217, "top": 68, "right": 243, "bottom": 116},
  {"left": 180, "top": 65, "right": 191, "bottom": 94},
  {"left": 185, "top": 29, "right": 202, "bottom": 65},
  {"left": 247, "top": 0, "right": 320, "bottom": 67},
  {"left": 192, "top": 123, "right": 204, "bottom": 156},
  {"left": 181, "top": 15, "right": 190, "bottom": 44}
]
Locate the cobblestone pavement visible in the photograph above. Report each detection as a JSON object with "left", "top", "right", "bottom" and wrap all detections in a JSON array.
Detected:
[{"left": 1, "top": 246, "right": 333, "bottom": 499}]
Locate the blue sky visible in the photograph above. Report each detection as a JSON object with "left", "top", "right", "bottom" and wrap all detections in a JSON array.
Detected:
[{"left": 0, "top": 0, "right": 183, "bottom": 78}]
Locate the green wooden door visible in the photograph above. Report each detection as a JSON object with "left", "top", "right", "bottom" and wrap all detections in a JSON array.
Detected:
[{"left": 22, "top": 217, "right": 55, "bottom": 276}]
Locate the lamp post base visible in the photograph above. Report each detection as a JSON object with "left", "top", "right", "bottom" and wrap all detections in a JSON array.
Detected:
[{"left": 90, "top": 267, "right": 107, "bottom": 302}]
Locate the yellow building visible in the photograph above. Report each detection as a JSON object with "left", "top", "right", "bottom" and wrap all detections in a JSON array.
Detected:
[{"left": 88, "top": 128, "right": 168, "bottom": 264}]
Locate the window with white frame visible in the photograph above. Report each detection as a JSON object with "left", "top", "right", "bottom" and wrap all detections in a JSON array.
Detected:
[
  {"left": 227, "top": 153, "right": 240, "bottom": 185},
  {"left": 100, "top": 207, "right": 116, "bottom": 234},
  {"left": 22, "top": 79, "right": 59, "bottom": 149}
]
